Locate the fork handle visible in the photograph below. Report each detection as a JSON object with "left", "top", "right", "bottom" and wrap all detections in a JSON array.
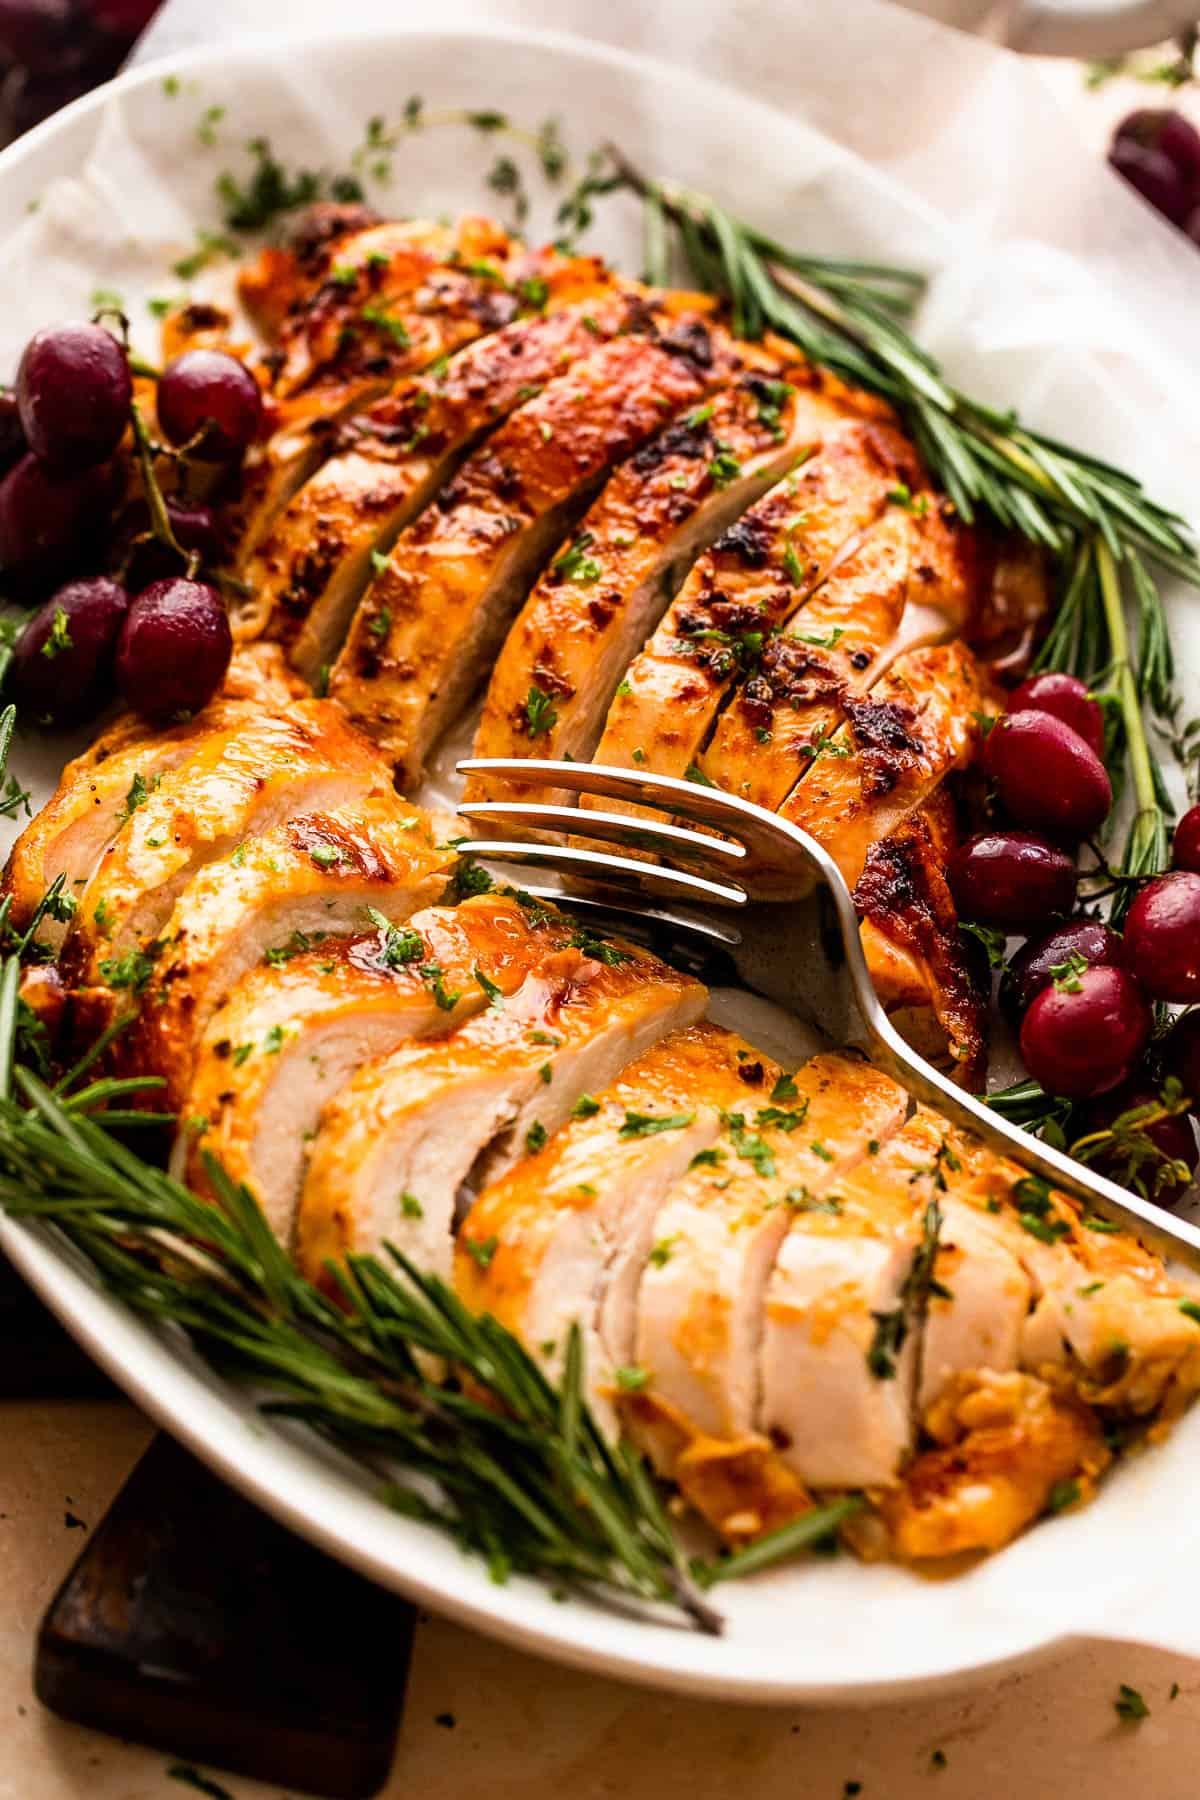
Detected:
[{"left": 843, "top": 957, "right": 1200, "bottom": 1276}]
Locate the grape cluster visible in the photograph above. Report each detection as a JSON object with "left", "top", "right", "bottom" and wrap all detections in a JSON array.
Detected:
[
  {"left": 1109, "top": 109, "right": 1200, "bottom": 248},
  {"left": 949, "top": 672, "right": 1200, "bottom": 1199},
  {"left": 3, "top": 319, "right": 264, "bottom": 723},
  {"left": 0, "top": 2, "right": 162, "bottom": 143}
]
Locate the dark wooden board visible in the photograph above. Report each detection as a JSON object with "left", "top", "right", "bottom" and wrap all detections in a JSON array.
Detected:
[{"left": 36, "top": 1431, "right": 414, "bottom": 1799}]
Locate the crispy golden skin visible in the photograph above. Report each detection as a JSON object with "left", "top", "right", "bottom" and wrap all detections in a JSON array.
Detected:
[
  {"left": 331, "top": 314, "right": 753, "bottom": 790},
  {"left": 239, "top": 257, "right": 626, "bottom": 664},
  {"left": 466, "top": 357, "right": 892, "bottom": 812}
]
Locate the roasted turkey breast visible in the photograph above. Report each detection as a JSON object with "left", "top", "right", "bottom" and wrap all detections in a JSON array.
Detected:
[{"left": 295, "top": 934, "right": 705, "bottom": 1286}]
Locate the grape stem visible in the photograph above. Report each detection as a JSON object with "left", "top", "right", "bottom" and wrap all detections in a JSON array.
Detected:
[
  {"left": 127, "top": 401, "right": 200, "bottom": 581},
  {"left": 1095, "top": 537, "right": 1163, "bottom": 865}
]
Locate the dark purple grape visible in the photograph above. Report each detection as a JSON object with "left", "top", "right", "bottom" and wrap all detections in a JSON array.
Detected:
[
  {"left": 116, "top": 578, "right": 231, "bottom": 722},
  {"left": 17, "top": 323, "right": 131, "bottom": 473},
  {"left": 1173, "top": 804, "right": 1200, "bottom": 874},
  {"left": 1007, "top": 671, "right": 1104, "bottom": 758},
  {"left": 156, "top": 349, "right": 263, "bottom": 460},
  {"left": 119, "top": 499, "right": 224, "bottom": 588},
  {"left": 83, "top": 0, "right": 161, "bottom": 38},
  {"left": 1078, "top": 1081, "right": 1199, "bottom": 1206},
  {"left": 1124, "top": 872, "right": 1200, "bottom": 1002},
  {"left": 0, "top": 387, "right": 26, "bottom": 471},
  {"left": 1167, "top": 1010, "right": 1200, "bottom": 1105},
  {"left": 0, "top": 451, "right": 112, "bottom": 584},
  {"left": 0, "top": 0, "right": 75, "bottom": 73},
  {"left": 1108, "top": 138, "right": 1193, "bottom": 227},
  {"left": 1113, "top": 109, "right": 1200, "bottom": 192},
  {"left": 1019, "top": 965, "right": 1152, "bottom": 1100},
  {"left": 948, "top": 830, "right": 1077, "bottom": 932},
  {"left": 9, "top": 574, "right": 128, "bottom": 722},
  {"left": 984, "top": 709, "right": 1112, "bottom": 842},
  {"left": 1187, "top": 205, "right": 1200, "bottom": 249},
  {"left": 999, "top": 917, "right": 1124, "bottom": 1026},
  {"left": 0, "top": 60, "right": 96, "bottom": 138}
]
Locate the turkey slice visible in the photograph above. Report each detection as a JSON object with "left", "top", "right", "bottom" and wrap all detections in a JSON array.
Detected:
[
  {"left": 295, "top": 935, "right": 705, "bottom": 1286},
  {"left": 176, "top": 893, "right": 577, "bottom": 1244},
  {"left": 330, "top": 315, "right": 752, "bottom": 790}
]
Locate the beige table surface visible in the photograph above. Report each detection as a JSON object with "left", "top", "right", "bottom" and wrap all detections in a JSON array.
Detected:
[{"left": 5, "top": 8, "right": 1200, "bottom": 1797}]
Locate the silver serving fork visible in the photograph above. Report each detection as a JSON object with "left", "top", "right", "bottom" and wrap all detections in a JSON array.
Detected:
[{"left": 457, "top": 756, "right": 1200, "bottom": 1275}]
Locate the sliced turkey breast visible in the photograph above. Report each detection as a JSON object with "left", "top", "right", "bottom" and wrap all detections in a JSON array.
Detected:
[
  {"left": 856, "top": 792, "right": 989, "bottom": 1088},
  {"left": 457, "top": 1022, "right": 774, "bottom": 1429},
  {"left": 631, "top": 1052, "right": 909, "bottom": 1472},
  {"left": 295, "top": 936, "right": 705, "bottom": 1285},
  {"left": 776, "top": 640, "right": 996, "bottom": 889},
  {"left": 127, "top": 799, "right": 457, "bottom": 1110},
  {"left": 582, "top": 420, "right": 923, "bottom": 820},
  {"left": 330, "top": 315, "right": 756, "bottom": 790},
  {"left": 239, "top": 260, "right": 628, "bottom": 665},
  {"left": 760, "top": 1107, "right": 954, "bottom": 1492},
  {"left": 235, "top": 203, "right": 400, "bottom": 344},
  {"left": 177, "top": 893, "right": 577, "bottom": 1244},
  {"left": 232, "top": 218, "right": 526, "bottom": 566},
  {"left": 60, "top": 702, "right": 392, "bottom": 996},
  {"left": 466, "top": 359, "right": 891, "bottom": 811}
]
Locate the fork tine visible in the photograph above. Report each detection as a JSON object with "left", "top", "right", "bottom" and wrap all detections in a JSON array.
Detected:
[
  {"left": 499, "top": 879, "right": 743, "bottom": 950},
  {"left": 456, "top": 800, "right": 747, "bottom": 875},
  {"left": 453, "top": 838, "right": 748, "bottom": 907},
  {"left": 459, "top": 757, "right": 757, "bottom": 838}
]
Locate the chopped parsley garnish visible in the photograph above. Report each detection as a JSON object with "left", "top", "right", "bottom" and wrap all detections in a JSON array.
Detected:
[
  {"left": 756, "top": 1104, "right": 807, "bottom": 1132},
  {"left": 781, "top": 524, "right": 806, "bottom": 586},
  {"left": 1047, "top": 1477, "right": 1080, "bottom": 1513},
  {"left": 722, "top": 1111, "right": 775, "bottom": 1177},
  {"left": 262, "top": 1024, "right": 287, "bottom": 1055},
  {"left": 566, "top": 929, "right": 631, "bottom": 966},
  {"left": 686, "top": 400, "right": 715, "bottom": 429},
  {"left": 449, "top": 859, "right": 495, "bottom": 900},
  {"left": 474, "top": 966, "right": 505, "bottom": 1008},
  {"left": 959, "top": 919, "right": 1008, "bottom": 968},
  {"left": 771, "top": 1072, "right": 799, "bottom": 1102},
  {"left": 614, "top": 1365, "right": 649, "bottom": 1392},
  {"left": 365, "top": 906, "right": 423, "bottom": 968},
  {"left": 330, "top": 262, "right": 358, "bottom": 287},
  {"left": 369, "top": 548, "right": 390, "bottom": 575},
  {"left": 1083, "top": 1215, "right": 1122, "bottom": 1232},
  {"left": 98, "top": 947, "right": 159, "bottom": 992},
  {"left": 420, "top": 961, "right": 461, "bottom": 1011},
  {"left": 1115, "top": 1683, "right": 1150, "bottom": 1722},
  {"left": 400, "top": 1192, "right": 424, "bottom": 1218},
  {"left": 1180, "top": 1299, "right": 1200, "bottom": 1325},
  {"left": 264, "top": 929, "right": 318, "bottom": 967},
  {"left": 92, "top": 899, "right": 114, "bottom": 935},
  {"left": 707, "top": 442, "right": 742, "bottom": 488},
  {"left": 792, "top": 626, "right": 846, "bottom": 650},
  {"left": 619, "top": 1110, "right": 695, "bottom": 1140},
  {"left": 648, "top": 1237, "right": 676, "bottom": 1268},
  {"left": 231, "top": 1042, "right": 254, "bottom": 1068},
  {"left": 527, "top": 1030, "right": 561, "bottom": 1047},
  {"left": 524, "top": 684, "right": 558, "bottom": 738},
  {"left": 525, "top": 1121, "right": 548, "bottom": 1155},
  {"left": 538, "top": 1063, "right": 553, "bottom": 1084},
  {"left": 464, "top": 1234, "right": 499, "bottom": 1270},
  {"left": 1020, "top": 1212, "right": 1071, "bottom": 1244},
  {"left": 886, "top": 482, "right": 929, "bottom": 516},
  {"left": 117, "top": 771, "right": 159, "bottom": 826},
  {"left": 684, "top": 762, "right": 718, "bottom": 788},
  {"left": 690, "top": 1147, "right": 724, "bottom": 1169},
  {"left": 810, "top": 1140, "right": 834, "bottom": 1162},
  {"left": 361, "top": 304, "right": 411, "bottom": 347},
  {"left": 517, "top": 275, "right": 549, "bottom": 311},
  {"left": 867, "top": 1199, "right": 946, "bottom": 1379},
  {"left": 309, "top": 844, "right": 344, "bottom": 869},
  {"left": 571, "top": 1094, "right": 601, "bottom": 1119},
  {"left": 785, "top": 1187, "right": 842, "bottom": 1214},
  {"left": 40, "top": 606, "right": 72, "bottom": 659},
  {"left": 552, "top": 532, "right": 602, "bottom": 584},
  {"left": 752, "top": 378, "right": 793, "bottom": 440},
  {"left": 367, "top": 606, "right": 391, "bottom": 642}
]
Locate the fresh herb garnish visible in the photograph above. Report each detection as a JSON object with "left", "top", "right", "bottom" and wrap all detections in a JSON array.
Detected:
[
  {"left": 619, "top": 1110, "right": 695, "bottom": 1140},
  {"left": 524, "top": 684, "right": 558, "bottom": 738},
  {"left": 552, "top": 532, "right": 603, "bottom": 584}
]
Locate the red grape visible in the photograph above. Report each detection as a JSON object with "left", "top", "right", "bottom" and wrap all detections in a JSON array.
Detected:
[
  {"left": 1123, "top": 872, "right": 1200, "bottom": 1002},
  {"left": 0, "top": 388, "right": 26, "bottom": 470},
  {"left": 116, "top": 578, "right": 231, "bottom": 722},
  {"left": 1113, "top": 109, "right": 1200, "bottom": 192},
  {"left": 83, "top": 0, "right": 161, "bottom": 38},
  {"left": 984, "top": 708, "right": 1111, "bottom": 842},
  {"left": 1167, "top": 1010, "right": 1200, "bottom": 1105},
  {"left": 1007, "top": 671, "right": 1104, "bottom": 758},
  {"left": 0, "top": 0, "right": 74, "bottom": 72},
  {"left": 1108, "top": 139, "right": 1192, "bottom": 227},
  {"left": 1019, "top": 965, "right": 1151, "bottom": 1099},
  {"left": 9, "top": 575, "right": 128, "bottom": 723},
  {"left": 1173, "top": 804, "right": 1200, "bottom": 874},
  {"left": 0, "top": 452, "right": 112, "bottom": 583},
  {"left": 17, "top": 323, "right": 131, "bottom": 473},
  {"left": 948, "top": 829, "right": 1077, "bottom": 931},
  {"left": 1078, "top": 1082, "right": 1198, "bottom": 1205},
  {"left": 119, "top": 499, "right": 224, "bottom": 589},
  {"left": 999, "top": 918, "right": 1124, "bottom": 1025},
  {"left": 156, "top": 349, "right": 263, "bottom": 460}
]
